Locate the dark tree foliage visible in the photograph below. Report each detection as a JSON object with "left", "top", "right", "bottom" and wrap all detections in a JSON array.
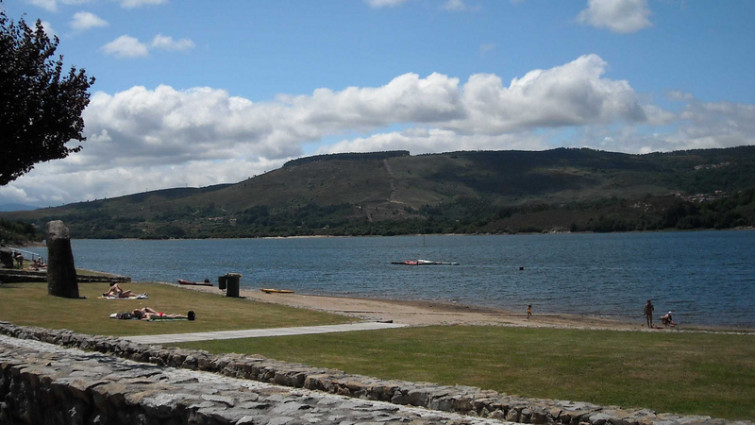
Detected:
[
  {"left": 0, "top": 5, "right": 95, "bottom": 185},
  {"left": 0, "top": 218, "right": 42, "bottom": 244}
]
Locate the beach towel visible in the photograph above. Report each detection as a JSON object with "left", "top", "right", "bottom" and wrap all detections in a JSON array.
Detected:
[
  {"left": 148, "top": 316, "right": 189, "bottom": 321},
  {"left": 100, "top": 293, "right": 148, "bottom": 300},
  {"left": 109, "top": 312, "right": 193, "bottom": 321}
]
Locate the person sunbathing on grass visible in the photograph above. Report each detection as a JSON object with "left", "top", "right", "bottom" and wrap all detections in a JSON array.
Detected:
[
  {"left": 103, "top": 283, "right": 133, "bottom": 298},
  {"left": 131, "top": 307, "right": 195, "bottom": 321}
]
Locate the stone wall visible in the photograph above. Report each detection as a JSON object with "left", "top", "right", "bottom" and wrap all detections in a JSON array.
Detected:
[
  {"left": 1, "top": 333, "right": 504, "bottom": 425},
  {"left": 0, "top": 322, "right": 750, "bottom": 425},
  {"left": 0, "top": 268, "right": 131, "bottom": 283}
]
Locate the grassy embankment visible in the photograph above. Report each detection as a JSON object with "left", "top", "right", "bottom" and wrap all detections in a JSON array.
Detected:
[
  {"left": 181, "top": 326, "right": 755, "bottom": 421},
  {"left": 0, "top": 281, "right": 753, "bottom": 420},
  {"left": 0, "top": 281, "right": 349, "bottom": 335}
]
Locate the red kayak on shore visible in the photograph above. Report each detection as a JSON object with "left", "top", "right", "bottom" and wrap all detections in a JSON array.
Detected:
[{"left": 177, "top": 279, "right": 213, "bottom": 286}]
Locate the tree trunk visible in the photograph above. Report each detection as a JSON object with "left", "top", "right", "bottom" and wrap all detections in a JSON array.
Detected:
[{"left": 46, "top": 220, "right": 79, "bottom": 298}]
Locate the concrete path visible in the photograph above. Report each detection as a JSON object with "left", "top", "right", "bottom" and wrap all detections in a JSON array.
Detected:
[{"left": 123, "top": 321, "right": 408, "bottom": 344}]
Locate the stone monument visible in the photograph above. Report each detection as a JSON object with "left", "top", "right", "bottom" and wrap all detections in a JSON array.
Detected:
[{"left": 46, "top": 220, "right": 79, "bottom": 298}]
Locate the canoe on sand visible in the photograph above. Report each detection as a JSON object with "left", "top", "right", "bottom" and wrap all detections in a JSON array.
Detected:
[
  {"left": 260, "top": 288, "right": 294, "bottom": 294},
  {"left": 178, "top": 279, "right": 213, "bottom": 287}
]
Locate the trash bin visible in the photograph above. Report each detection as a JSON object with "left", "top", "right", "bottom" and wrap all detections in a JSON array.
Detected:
[
  {"left": 218, "top": 275, "right": 227, "bottom": 290},
  {"left": 225, "top": 272, "right": 241, "bottom": 297}
]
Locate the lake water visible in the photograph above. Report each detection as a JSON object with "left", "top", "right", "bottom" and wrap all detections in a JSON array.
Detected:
[{"left": 22, "top": 231, "right": 755, "bottom": 328}]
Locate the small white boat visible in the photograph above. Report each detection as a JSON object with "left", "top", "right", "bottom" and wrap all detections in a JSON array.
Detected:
[{"left": 391, "top": 259, "right": 459, "bottom": 266}]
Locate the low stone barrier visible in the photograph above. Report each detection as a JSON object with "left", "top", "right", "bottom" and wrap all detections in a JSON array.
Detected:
[
  {"left": 1, "top": 334, "right": 508, "bottom": 425},
  {"left": 0, "top": 322, "right": 749, "bottom": 425},
  {"left": 0, "top": 268, "right": 131, "bottom": 283}
]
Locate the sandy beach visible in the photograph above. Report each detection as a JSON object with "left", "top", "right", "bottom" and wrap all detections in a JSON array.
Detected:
[{"left": 179, "top": 284, "right": 663, "bottom": 331}]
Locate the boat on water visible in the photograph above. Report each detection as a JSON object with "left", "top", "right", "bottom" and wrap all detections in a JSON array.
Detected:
[
  {"left": 177, "top": 279, "right": 213, "bottom": 286},
  {"left": 260, "top": 288, "right": 295, "bottom": 294},
  {"left": 391, "top": 259, "right": 459, "bottom": 266}
]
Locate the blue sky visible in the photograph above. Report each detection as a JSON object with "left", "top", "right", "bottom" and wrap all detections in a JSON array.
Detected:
[{"left": 2, "top": 0, "right": 754, "bottom": 207}]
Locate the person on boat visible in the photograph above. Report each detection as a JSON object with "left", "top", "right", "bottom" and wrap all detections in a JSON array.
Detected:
[
  {"left": 644, "top": 299, "right": 655, "bottom": 328},
  {"left": 103, "top": 282, "right": 133, "bottom": 298},
  {"left": 661, "top": 311, "right": 676, "bottom": 327}
]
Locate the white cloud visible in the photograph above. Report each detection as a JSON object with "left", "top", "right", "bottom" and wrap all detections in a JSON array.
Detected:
[
  {"left": 283, "top": 72, "right": 462, "bottom": 131},
  {"left": 3, "top": 54, "right": 753, "bottom": 207},
  {"left": 479, "top": 43, "right": 496, "bottom": 56},
  {"left": 319, "top": 128, "right": 548, "bottom": 156},
  {"left": 365, "top": 0, "right": 408, "bottom": 8},
  {"left": 26, "top": 0, "right": 162, "bottom": 11},
  {"left": 448, "top": 54, "right": 646, "bottom": 133},
  {"left": 667, "top": 90, "right": 695, "bottom": 102},
  {"left": 40, "top": 20, "right": 56, "bottom": 38},
  {"left": 102, "top": 35, "right": 149, "bottom": 58},
  {"left": 70, "top": 11, "right": 108, "bottom": 31},
  {"left": 0, "top": 158, "right": 273, "bottom": 208},
  {"left": 27, "top": 0, "right": 60, "bottom": 12},
  {"left": 81, "top": 85, "right": 308, "bottom": 168},
  {"left": 577, "top": 0, "right": 651, "bottom": 33},
  {"left": 26, "top": 0, "right": 94, "bottom": 12},
  {"left": 116, "top": 0, "right": 169, "bottom": 9},
  {"left": 443, "top": 0, "right": 467, "bottom": 12},
  {"left": 672, "top": 99, "right": 755, "bottom": 149},
  {"left": 151, "top": 34, "right": 195, "bottom": 51},
  {"left": 103, "top": 34, "right": 194, "bottom": 58}
]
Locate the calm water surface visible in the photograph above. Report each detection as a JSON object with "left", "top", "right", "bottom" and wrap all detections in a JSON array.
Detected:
[{"left": 24, "top": 231, "right": 755, "bottom": 327}]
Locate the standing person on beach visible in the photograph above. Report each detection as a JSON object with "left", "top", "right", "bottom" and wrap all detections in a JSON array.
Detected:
[
  {"left": 644, "top": 299, "right": 654, "bottom": 328},
  {"left": 527, "top": 305, "right": 532, "bottom": 319}
]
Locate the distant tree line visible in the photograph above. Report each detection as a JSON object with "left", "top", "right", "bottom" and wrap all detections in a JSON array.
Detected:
[
  {"left": 15, "top": 188, "right": 747, "bottom": 240},
  {"left": 0, "top": 218, "right": 42, "bottom": 245}
]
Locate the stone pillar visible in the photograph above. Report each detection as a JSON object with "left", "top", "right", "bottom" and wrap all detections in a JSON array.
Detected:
[
  {"left": 0, "top": 249, "right": 13, "bottom": 268},
  {"left": 46, "top": 220, "right": 79, "bottom": 298}
]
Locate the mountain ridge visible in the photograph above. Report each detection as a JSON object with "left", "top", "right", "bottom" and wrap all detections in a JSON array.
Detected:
[{"left": 2, "top": 146, "right": 754, "bottom": 239}]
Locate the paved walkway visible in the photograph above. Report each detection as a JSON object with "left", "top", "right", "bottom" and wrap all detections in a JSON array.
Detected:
[{"left": 123, "top": 321, "right": 408, "bottom": 344}]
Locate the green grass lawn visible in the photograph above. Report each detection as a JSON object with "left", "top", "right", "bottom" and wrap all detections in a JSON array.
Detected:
[
  {"left": 177, "top": 324, "right": 755, "bottom": 420},
  {"left": 1, "top": 280, "right": 753, "bottom": 420},
  {"left": 0, "top": 281, "right": 350, "bottom": 336}
]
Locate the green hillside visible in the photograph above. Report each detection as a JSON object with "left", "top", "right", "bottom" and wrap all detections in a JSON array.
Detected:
[{"left": 2, "top": 147, "right": 754, "bottom": 239}]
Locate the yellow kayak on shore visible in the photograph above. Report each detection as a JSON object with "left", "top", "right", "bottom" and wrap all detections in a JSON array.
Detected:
[{"left": 260, "top": 288, "right": 294, "bottom": 294}]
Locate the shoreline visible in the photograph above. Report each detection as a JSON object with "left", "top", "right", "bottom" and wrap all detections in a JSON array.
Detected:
[{"left": 174, "top": 283, "right": 754, "bottom": 333}]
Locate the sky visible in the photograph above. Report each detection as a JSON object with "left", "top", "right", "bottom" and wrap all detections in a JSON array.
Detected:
[{"left": 1, "top": 0, "right": 754, "bottom": 208}]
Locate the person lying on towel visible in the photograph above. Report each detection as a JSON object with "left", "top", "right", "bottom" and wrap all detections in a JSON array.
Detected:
[{"left": 112, "top": 307, "right": 195, "bottom": 321}]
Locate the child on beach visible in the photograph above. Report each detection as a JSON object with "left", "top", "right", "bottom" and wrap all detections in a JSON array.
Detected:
[{"left": 661, "top": 311, "right": 676, "bottom": 327}]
